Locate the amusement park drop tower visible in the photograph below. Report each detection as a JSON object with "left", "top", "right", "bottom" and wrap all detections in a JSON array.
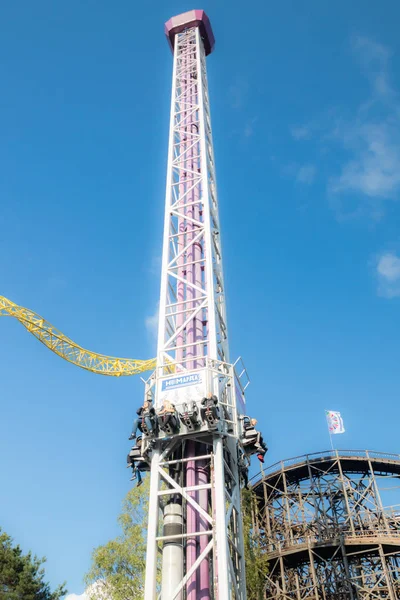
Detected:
[{"left": 143, "top": 10, "right": 249, "bottom": 600}]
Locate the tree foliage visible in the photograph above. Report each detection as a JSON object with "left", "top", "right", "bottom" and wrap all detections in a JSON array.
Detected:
[
  {"left": 85, "top": 480, "right": 150, "bottom": 600},
  {"left": 0, "top": 529, "right": 66, "bottom": 600},
  {"left": 241, "top": 487, "right": 269, "bottom": 600},
  {"left": 87, "top": 481, "right": 268, "bottom": 599}
]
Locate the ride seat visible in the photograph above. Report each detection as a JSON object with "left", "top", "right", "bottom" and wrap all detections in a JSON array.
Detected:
[
  {"left": 141, "top": 412, "right": 157, "bottom": 437},
  {"left": 127, "top": 447, "right": 150, "bottom": 472},
  {"left": 242, "top": 428, "right": 260, "bottom": 446},
  {"left": 158, "top": 410, "right": 180, "bottom": 436},
  {"left": 179, "top": 402, "right": 201, "bottom": 431},
  {"left": 200, "top": 396, "right": 220, "bottom": 428}
]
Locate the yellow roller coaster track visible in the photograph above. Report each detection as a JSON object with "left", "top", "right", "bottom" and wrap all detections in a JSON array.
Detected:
[{"left": 0, "top": 295, "right": 156, "bottom": 376}]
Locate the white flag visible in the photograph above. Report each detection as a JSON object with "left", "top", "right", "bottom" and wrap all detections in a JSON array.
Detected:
[{"left": 326, "top": 410, "right": 345, "bottom": 434}]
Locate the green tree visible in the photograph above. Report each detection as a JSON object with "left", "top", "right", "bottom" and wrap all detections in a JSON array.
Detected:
[
  {"left": 241, "top": 487, "right": 269, "bottom": 600},
  {"left": 86, "top": 480, "right": 268, "bottom": 599},
  {"left": 85, "top": 479, "right": 150, "bottom": 600},
  {"left": 0, "top": 529, "right": 66, "bottom": 600}
]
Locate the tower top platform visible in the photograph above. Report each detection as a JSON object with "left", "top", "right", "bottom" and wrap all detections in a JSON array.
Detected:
[{"left": 165, "top": 10, "right": 215, "bottom": 56}]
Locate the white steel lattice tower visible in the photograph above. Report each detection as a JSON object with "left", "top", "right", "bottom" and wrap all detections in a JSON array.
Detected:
[{"left": 143, "top": 11, "right": 248, "bottom": 600}]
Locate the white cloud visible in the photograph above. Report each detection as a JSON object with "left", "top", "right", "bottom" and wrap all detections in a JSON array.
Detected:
[
  {"left": 244, "top": 116, "right": 258, "bottom": 138},
  {"left": 66, "top": 582, "right": 110, "bottom": 600},
  {"left": 283, "top": 163, "right": 316, "bottom": 185},
  {"left": 296, "top": 164, "right": 316, "bottom": 184},
  {"left": 145, "top": 305, "right": 159, "bottom": 341},
  {"left": 291, "top": 125, "right": 311, "bottom": 140},
  {"left": 148, "top": 255, "right": 161, "bottom": 276},
  {"left": 352, "top": 36, "right": 392, "bottom": 98},
  {"left": 331, "top": 122, "right": 400, "bottom": 199},
  {"left": 229, "top": 77, "right": 248, "bottom": 109},
  {"left": 378, "top": 253, "right": 400, "bottom": 280},
  {"left": 353, "top": 36, "right": 390, "bottom": 63},
  {"left": 330, "top": 37, "right": 400, "bottom": 209},
  {"left": 293, "top": 36, "right": 400, "bottom": 219},
  {"left": 376, "top": 253, "right": 400, "bottom": 298},
  {"left": 244, "top": 123, "right": 253, "bottom": 137}
]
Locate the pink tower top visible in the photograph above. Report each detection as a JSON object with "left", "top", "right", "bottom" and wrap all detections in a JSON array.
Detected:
[{"left": 165, "top": 10, "right": 215, "bottom": 56}]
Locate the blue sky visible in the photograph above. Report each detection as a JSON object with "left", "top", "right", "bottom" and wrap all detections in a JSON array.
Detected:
[{"left": 1, "top": 0, "right": 400, "bottom": 596}]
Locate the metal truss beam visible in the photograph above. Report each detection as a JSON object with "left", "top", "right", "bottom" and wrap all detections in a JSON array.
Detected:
[
  {"left": 252, "top": 450, "right": 400, "bottom": 599},
  {"left": 143, "top": 20, "right": 246, "bottom": 600}
]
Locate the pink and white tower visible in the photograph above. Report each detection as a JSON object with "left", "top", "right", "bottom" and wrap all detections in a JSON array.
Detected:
[{"left": 143, "top": 11, "right": 248, "bottom": 599}]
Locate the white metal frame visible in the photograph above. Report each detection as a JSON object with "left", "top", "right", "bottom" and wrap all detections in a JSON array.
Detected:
[
  {"left": 156, "top": 27, "right": 228, "bottom": 375},
  {"left": 144, "top": 26, "right": 246, "bottom": 600}
]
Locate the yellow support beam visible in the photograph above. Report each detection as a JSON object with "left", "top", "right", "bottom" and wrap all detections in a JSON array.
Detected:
[{"left": 0, "top": 295, "right": 156, "bottom": 376}]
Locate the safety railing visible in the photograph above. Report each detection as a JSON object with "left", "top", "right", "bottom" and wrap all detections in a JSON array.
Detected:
[
  {"left": 251, "top": 449, "right": 400, "bottom": 484},
  {"left": 262, "top": 527, "right": 400, "bottom": 555}
]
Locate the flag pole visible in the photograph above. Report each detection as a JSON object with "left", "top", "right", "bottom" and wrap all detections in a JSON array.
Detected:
[
  {"left": 326, "top": 409, "right": 345, "bottom": 453},
  {"left": 326, "top": 409, "right": 334, "bottom": 451}
]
